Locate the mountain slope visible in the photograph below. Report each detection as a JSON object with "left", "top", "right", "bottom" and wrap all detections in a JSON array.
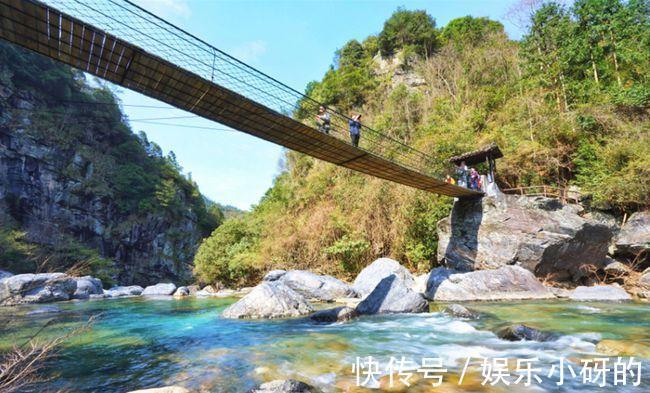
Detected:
[{"left": 194, "top": 5, "right": 649, "bottom": 287}]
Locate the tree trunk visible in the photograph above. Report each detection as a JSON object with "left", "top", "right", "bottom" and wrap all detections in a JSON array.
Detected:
[{"left": 590, "top": 52, "right": 600, "bottom": 85}]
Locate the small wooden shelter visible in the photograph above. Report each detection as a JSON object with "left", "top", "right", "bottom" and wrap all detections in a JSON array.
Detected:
[{"left": 449, "top": 143, "right": 503, "bottom": 182}]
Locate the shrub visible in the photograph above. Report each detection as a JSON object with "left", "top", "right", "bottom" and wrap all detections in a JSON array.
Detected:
[
  {"left": 193, "top": 218, "right": 260, "bottom": 286},
  {"left": 324, "top": 235, "right": 370, "bottom": 273}
]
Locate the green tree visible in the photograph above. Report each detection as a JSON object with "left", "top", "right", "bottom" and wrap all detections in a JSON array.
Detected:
[
  {"left": 440, "top": 16, "right": 504, "bottom": 49},
  {"left": 336, "top": 39, "right": 366, "bottom": 68},
  {"left": 193, "top": 218, "right": 260, "bottom": 285},
  {"left": 522, "top": 2, "right": 575, "bottom": 112},
  {"left": 378, "top": 8, "right": 438, "bottom": 57}
]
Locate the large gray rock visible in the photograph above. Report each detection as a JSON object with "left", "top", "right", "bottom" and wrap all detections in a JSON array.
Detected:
[
  {"left": 356, "top": 274, "right": 429, "bottom": 315},
  {"left": 431, "top": 266, "right": 554, "bottom": 302},
  {"left": 250, "top": 379, "right": 316, "bottom": 393},
  {"left": 569, "top": 285, "right": 631, "bottom": 302},
  {"left": 0, "top": 270, "right": 13, "bottom": 280},
  {"left": 613, "top": 212, "right": 649, "bottom": 263},
  {"left": 273, "top": 270, "right": 355, "bottom": 301},
  {"left": 263, "top": 270, "right": 287, "bottom": 281},
  {"left": 442, "top": 304, "right": 478, "bottom": 319},
  {"left": 0, "top": 273, "right": 77, "bottom": 305},
  {"left": 603, "top": 261, "right": 631, "bottom": 276},
  {"left": 353, "top": 258, "right": 415, "bottom": 296},
  {"left": 105, "top": 285, "right": 143, "bottom": 298},
  {"left": 497, "top": 324, "right": 554, "bottom": 342},
  {"left": 73, "top": 276, "right": 103, "bottom": 299},
  {"left": 437, "top": 195, "right": 613, "bottom": 281},
  {"left": 142, "top": 283, "right": 177, "bottom": 296},
  {"left": 221, "top": 282, "right": 313, "bottom": 319},
  {"left": 310, "top": 306, "right": 358, "bottom": 323},
  {"left": 172, "top": 286, "right": 190, "bottom": 298},
  {"left": 424, "top": 267, "right": 457, "bottom": 300}
]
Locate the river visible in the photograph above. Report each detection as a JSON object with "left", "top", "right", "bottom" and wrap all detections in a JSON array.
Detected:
[{"left": 1, "top": 298, "right": 648, "bottom": 392}]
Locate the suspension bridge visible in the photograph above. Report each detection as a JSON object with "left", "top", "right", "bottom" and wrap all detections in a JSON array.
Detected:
[{"left": 0, "top": 0, "right": 482, "bottom": 197}]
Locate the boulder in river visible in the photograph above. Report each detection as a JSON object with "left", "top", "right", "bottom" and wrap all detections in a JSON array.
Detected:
[
  {"left": 0, "top": 273, "right": 77, "bottom": 305},
  {"left": 437, "top": 195, "right": 613, "bottom": 281},
  {"left": 250, "top": 379, "right": 316, "bottom": 393},
  {"left": 73, "top": 276, "right": 103, "bottom": 299},
  {"left": 105, "top": 285, "right": 144, "bottom": 298},
  {"left": 569, "top": 285, "right": 631, "bottom": 302},
  {"left": 173, "top": 286, "right": 190, "bottom": 298},
  {"left": 442, "top": 304, "right": 478, "bottom": 319},
  {"left": 424, "top": 267, "right": 457, "bottom": 300},
  {"left": 221, "top": 281, "right": 313, "bottom": 319},
  {"left": 268, "top": 270, "right": 356, "bottom": 301},
  {"left": 431, "top": 266, "right": 554, "bottom": 302},
  {"left": 142, "top": 283, "right": 177, "bottom": 296},
  {"left": 353, "top": 258, "right": 414, "bottom": 296},
  {"left": 612, "top": 211, "right": 649, "bottom": 264},
  {"left": 356, "top": 274, "right": 429, "bottom": 315},
  {"left": 497, "top": 324, "right": 554, "bottom": 342},
  {"left": 310, "top": 306, "right": 358, "bottom": 323}
]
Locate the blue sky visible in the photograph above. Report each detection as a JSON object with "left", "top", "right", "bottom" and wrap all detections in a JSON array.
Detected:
[{"left": 116, "top": 0, "right": 527, "bottom": 210}]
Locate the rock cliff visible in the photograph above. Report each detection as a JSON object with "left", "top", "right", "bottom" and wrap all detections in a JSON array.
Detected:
[
  {"left": 437, "top": 194, "right": 613, "bottom": 282},
  {"left": 0, "top": 41, "right": 215, "bottom": 285}
]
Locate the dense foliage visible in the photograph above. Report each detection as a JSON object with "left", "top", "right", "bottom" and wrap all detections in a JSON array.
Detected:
[
  {"left": 195, "top": 2, "right": 648, "bottom": 286},
  {"left": 0, "top": 41, "right": 223, "bottom": 279}
]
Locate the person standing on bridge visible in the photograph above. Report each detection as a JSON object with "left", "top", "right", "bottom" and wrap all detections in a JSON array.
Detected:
[
  {"left": 456, "top": 161, "right": 468, "bottom": 188},
  {"left": 315, "top": 106, "right": 331, "bottom": 135},
  {"left": 348, "top": 114, "right": 362, "bottom": 147},
  {"left": 469, "top": 168, "right": 480, "bottom": 190}
]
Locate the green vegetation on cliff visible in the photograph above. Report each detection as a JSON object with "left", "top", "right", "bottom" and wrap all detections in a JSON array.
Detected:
[{"left": 195, "top": 2, "right": 649, "bottom": 287}]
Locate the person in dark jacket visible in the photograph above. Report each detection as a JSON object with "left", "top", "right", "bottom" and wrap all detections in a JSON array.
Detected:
[
  {"left": 315, "top": 106, "right": 331, "bottom": 135},
  {"left": 349, "top": 114, "right": 362, "bottom": 147}
]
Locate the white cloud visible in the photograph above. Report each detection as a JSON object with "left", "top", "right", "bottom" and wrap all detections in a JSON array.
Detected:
[
  {"left": 133, "top": 0, "right": 192, "bottom": 20},
  {"left": 231, "top": 40, "right": 268, "bottom": 63}
]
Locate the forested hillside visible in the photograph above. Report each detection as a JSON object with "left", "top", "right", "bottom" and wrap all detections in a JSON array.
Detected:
[
  {"left": 195, "top": 1, "right": 649, "bottom": 287},
  {"left": 0, "top": 41, "right": 222, "bottom": 285}
]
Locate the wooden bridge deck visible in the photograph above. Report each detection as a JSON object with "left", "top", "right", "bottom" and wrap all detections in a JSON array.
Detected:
[{"left": 0, "top": 0, "right": 482, "bottom": 198}]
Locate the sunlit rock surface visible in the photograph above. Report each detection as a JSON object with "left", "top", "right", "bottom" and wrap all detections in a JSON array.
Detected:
[
  {"left": 613, "top": 211, "right": 649, "bottom": 264},
  {"left": 356, "top": 274, "right": 428, "bottom": 315},
  {"left": 72, "top": 276, "right": 103, "bottom": 299},
  {"left": 105, "top": 285, "right": 144, "bottom": 298},
  {"left": 0, "top": 273, "right": 76, "bottom": 305},
  {"left": 266, "top": 270, "right": 356, "bottom": 301},
  {"left": 569, "top": 285, "right": 631, "bottom": 302},
  {"left": 352, "top": 258, "right": 415, "bottom": 296},
  {"left": 430, "top": 266, "right": 555, "bottom": 302},
  {"left": 437, "top": 194, "right": 613, "bottom": 281},
  {"left": 142, "top": 283, "right": 177, "bottom": 296},
  {"left": 221, "top": 281, "right": 313, "bottom": 319}
]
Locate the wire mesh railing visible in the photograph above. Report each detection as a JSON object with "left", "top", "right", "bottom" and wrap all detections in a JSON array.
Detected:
[{"left": 37, "top": 0, "right": 442, "bottom": 177}]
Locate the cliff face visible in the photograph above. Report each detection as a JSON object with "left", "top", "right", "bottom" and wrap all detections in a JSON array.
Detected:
[{"left": 0, "top": 42, "right": 212, "bottom": 285}]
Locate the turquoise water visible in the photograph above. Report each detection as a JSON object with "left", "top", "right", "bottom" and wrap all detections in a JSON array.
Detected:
[{"left": 1, "top": 298, "right": 649, "bottom": 392}]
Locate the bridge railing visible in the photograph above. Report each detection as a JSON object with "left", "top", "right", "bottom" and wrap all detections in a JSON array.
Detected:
[
  {"left": 40, "top": 0, "right": 440, "bottom": 177},
  {"left": 502, "top": 185, "right": 581, "bottom": 204}
]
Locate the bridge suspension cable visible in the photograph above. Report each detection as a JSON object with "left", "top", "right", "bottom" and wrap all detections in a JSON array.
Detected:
[{"left": 0, "top": 0, "right": 482, "bottom": 197}]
